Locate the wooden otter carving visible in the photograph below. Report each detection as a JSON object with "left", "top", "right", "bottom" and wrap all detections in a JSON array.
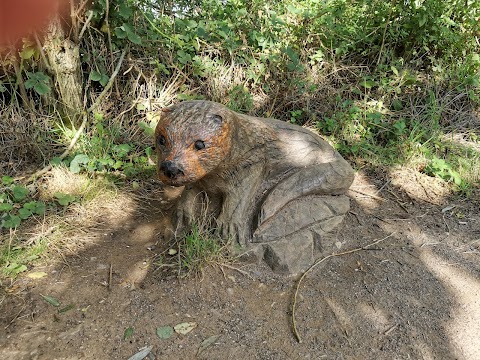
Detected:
[{"left": 155, "top": 100, "right": 354, "bottom": 273}]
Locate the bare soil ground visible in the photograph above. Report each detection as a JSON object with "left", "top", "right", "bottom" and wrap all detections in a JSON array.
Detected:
[{"left": 1, "top": 170, "right": 479, "bottom": 360}]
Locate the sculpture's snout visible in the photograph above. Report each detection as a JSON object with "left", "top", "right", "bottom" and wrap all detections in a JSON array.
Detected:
[{"left": 159, "top": 160, "right": 184, "bottom": 179}]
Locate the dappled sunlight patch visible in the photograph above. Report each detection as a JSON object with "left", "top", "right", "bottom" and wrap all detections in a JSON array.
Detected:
[
  {"left": 389, "top": 168, "right": 450, "bottom": 205},
  {"left": 348, "top": 172, "right": 382, "bottom": 211},
  {"left": 38, "top": 166, "right": 137, "bottom": 227},
  {"left": 120, "top": 260, "right": 151, "bottom": 290},
  {"left": 129, "top": 223, "right": 159, "bottom": 244},
  {"left": 357, "top": 302, "right": 392, "bottom": 332},
  {"left": 421, "top": 250, "right": 480, "bottom": 359},
  {"left": 38, "top": 166, "right": 92, "bottom": 200}
]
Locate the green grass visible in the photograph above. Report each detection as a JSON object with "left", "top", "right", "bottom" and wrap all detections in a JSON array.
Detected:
[{"left": 156, "top": 223, "right": 229, "bottom": 278}]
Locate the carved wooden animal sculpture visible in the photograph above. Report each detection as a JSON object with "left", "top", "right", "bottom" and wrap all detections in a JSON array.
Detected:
[{"left": 155, "top": 100, "right": 354, "bottom": 273}]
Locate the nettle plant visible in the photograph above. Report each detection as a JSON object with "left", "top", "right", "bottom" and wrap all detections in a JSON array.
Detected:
[
  {"left": 0, "top": 176, "right": 46, "bottom": 229},
  {"left": 0, "top": 176, "right": 78, "bottom": 230}
]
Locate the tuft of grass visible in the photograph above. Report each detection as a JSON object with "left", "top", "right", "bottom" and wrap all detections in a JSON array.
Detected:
[
  {"left": 179, "top": 223, "right": 226, "bottom": 275},
  {"left": 156, "top": 222, "right": 230, "bottom": 278}
]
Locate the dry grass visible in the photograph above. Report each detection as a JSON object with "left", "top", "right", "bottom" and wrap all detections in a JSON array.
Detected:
[{"left": 0, "top": 105, "right": 58, "bottom": 177}]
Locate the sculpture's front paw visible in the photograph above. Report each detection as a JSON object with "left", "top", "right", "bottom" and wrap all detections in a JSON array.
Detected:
[{"left": 216, "top": 217, "right": 248, "bottom": 246}]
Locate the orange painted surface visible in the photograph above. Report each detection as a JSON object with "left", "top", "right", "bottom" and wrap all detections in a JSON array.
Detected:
[{"left": 0, "top": 0, "right": 59, "bottom": 46}]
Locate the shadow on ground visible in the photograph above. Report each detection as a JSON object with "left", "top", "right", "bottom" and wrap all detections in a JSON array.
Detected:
[{"left": 1, "top": 171, "right": 479, "bottom": 359}]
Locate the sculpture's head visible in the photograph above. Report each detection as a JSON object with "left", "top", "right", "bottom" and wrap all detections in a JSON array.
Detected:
[{"left": 154, "top": 100, "right": 233, "bottom": 187}]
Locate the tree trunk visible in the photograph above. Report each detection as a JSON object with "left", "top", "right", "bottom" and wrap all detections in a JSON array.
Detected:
[{"left": 43, "top": 18, "right": 83, "bottom": 126}]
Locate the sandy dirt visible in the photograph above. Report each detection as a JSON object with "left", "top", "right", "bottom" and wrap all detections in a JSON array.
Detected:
[{"left": 1, "top": 170, "right": 479, "bottom": 360}]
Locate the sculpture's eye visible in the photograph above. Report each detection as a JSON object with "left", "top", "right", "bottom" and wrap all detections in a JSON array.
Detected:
[
  {"left": 157, "top": 135, "right": 166, "bottom": 147},
  {"left": 194, "top": 140, "right": 205, "bottom": 150}
]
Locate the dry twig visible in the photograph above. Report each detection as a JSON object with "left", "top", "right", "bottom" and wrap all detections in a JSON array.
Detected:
[{"left": 349, "top": 188, "right": 387, "bottom": 202}]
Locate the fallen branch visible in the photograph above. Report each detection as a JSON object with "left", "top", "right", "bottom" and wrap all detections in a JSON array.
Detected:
[
  {"left": 27, "top": 48, "right": 128, "bottom": 182},
  {"left": 291, "top": 232, "right": 396, "bottom": 343}
]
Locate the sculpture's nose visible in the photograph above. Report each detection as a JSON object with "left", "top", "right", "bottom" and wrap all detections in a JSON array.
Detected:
[{"left": 160, "top": 160, "right": 184, "bottom": 178}]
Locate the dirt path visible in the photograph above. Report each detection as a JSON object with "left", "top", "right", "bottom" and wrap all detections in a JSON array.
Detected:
[{"left": 1, "top": 171, "right": 479, "bottom": 359}]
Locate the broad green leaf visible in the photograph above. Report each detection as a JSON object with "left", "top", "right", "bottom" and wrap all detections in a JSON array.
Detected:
[
  {"left": 41, "top": 294, "right": 60, "bottom": 307},
  {"left": 69, "top": 162, "right": 81, "bottom": 174},
  {"left": 18, "top": 207, "right": 32, "bottom": 219},
  {"left": 70, "top": 154, "right": 89, "bottom": 174},
  {"left": 2, "top": 175, "right": 14, "bottom": 185},
  {"left": 113, "top": 160, "right": 123, "bottom": 169},
  {"left": 392, "top": 99, "right": 403, "bottom": 111},
  {"left": 0, "top": 203, "right": 13, "bottom": 212},
  {"left": 33, "top": 72, "right": 49, "bottom": 82},
  {"left": 34, "top": 202, "right": 46, "bottom": 215},
  {"left": 113, "top": 144, "right": 131, "bottom": 157},
  {"left": 6, "top": 263, "right": 27, "bottom": 274},
  {"left": 89, "top": 70, "right": 102, "bottom": 81},
  {"left": 3, "top": 214, "right": 21, "bottom": 228},
  {"left": 124, "top": 327, "right": 134, "bottom": 340},
  {"left": 34, "top": 82, "right": 50, "bottom": 95},
  {"left": 360, "top": 79, "right": 376, "bottom": 89},
  {"left": 13, "top": 186, "right": 28, "bottom": 201},
  {"left": 51, "top": 157, "right": 63, "bottom": 166},
  {"left": 100, "top": 74, "right": 109, "bottom": 87},
  {"left": 156, "top": 326, "right": 174, "bottom": 339},
  {"left": 94, "top": 113, "right": 104, "bottom": 122},
  {"left": 115, "top": 26, "right": 127, "bottom": 39},
  {"left": 127, "top": 31, "right": 142, "bottom": 45},
  {"left": 54, "top": 193, "right": 76, "bottom": 206},
  {"left": 118, "top": 3, "right": 133, "bottom": 19},
  {"left": 20, "top": 47, "right": 35, "bottom": 59},
  {"left": 24, "top": 78, "right": 36, "bottom": 89}
]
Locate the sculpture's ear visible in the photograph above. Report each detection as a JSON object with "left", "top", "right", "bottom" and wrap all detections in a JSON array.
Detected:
[{"left": 209, "top": 114, "right": 223, "bottom": 125}]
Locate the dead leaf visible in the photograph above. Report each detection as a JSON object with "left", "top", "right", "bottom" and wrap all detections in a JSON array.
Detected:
[
  {"left": 442, "top": 205, "right": 456, "bottom": 213},
  {"left": 127, "top": 346, "right": 153, "bottom": 360},
  {"left": 174, "top": 322, "right": 197, "bottom": 335},
  {"left": 26, "top": 271, "right": 48, "bottom": 279},
  {"left": 197, "top": 334, "right": 221, "bottom": 355},
  {"left": 58, "top": 304, "right": 75, "bottom": 313}
]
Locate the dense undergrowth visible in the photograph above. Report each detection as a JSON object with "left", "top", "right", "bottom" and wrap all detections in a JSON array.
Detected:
[{"left": 0, "top": 0, "right": 479, "bottom": 278}]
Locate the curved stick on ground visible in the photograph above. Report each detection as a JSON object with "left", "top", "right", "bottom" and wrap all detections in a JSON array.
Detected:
[{"left": 291, "top": 232, "right": 396, "bottom": 343}]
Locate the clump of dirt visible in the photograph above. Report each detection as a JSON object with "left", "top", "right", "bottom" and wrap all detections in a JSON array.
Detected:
[{"left": 1, "top": 171, "right": 479, "bottom": 360}]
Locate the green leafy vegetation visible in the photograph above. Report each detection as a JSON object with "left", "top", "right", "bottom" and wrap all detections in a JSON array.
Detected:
[{"left": 0, "top": 176, "right": 46, "bottom": 230}]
